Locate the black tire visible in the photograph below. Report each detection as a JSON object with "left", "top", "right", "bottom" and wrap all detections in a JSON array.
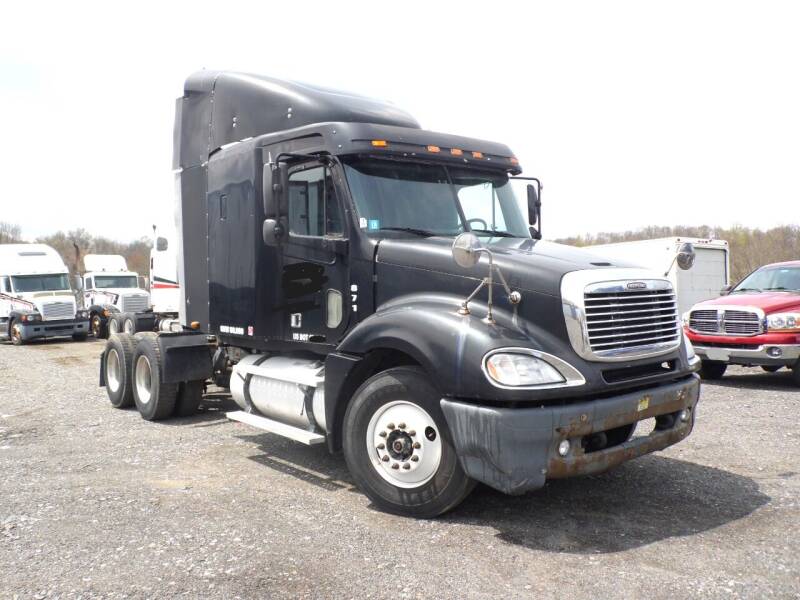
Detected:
[
  {"left": 122, "top": 313, "right": 138, "bottom": 334},
  {"left": 107, "top": 313, "right": 124, "bottom": 336},
  {"left": 104, "top": 333, "right": 137, "bottom": 408},
  {"left": 174, "top": 380, "right": 204, "bottom": 417},
  {"left": 91, "top": 314, "right": 108, "bottom": 339},
  {"left": 72, "top": 333, "right": 88, "bottom": 342},
  {"left": 761, "top": 365, "right": 781, "bottom": 373},
  {"left": 699, "top": 360, "right": 727, "bottom": 380},
  {"left": 9, "top": 320, "right": 25, "bottom": 346},
  {"left": 342, "top": 366, "right": 475, "bottom": 518},
  {"left": 792, "top": 361, "right": 800, "bottom": 387},
  {"left": 131, "top": 335, "right": 178, "bottom": 421}
]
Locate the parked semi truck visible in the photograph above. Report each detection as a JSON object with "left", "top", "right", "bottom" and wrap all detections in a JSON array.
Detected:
[
  {"left": 590, "top": 237, "right": 730, "bottom": 315},
  {"left": 100, "top": 71, "right": 702, "bottom": 517},
  {"left": 1, "top": 244, "right": 89, "bottom": 344},
  {"left": 80, "top": 233, "right": 181, "bottom": 337}
]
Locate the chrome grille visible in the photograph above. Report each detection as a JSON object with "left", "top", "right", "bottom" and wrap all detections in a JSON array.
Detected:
[
  {"left": 689, "top": 309, "right": 718, "bottom": 333},
  {"left": 41, "top": 301, "right": 74, "bottom": 321},
  {"left": 584, "top": 285, "right": 679, "bottom": 357},
  {"left": 121, "top": 294, "right": 149, "bottom": 313},
  {"left": 688, "top": 308, "right": 762, "bottom": 336}
]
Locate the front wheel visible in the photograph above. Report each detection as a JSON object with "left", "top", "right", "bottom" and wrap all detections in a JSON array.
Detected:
[
  {"left": 343, "top": 366, "right": 475, "bottom": 518},
  {"left": 9, "top": 320, "right": 25, "bottom": 346},
  {"left": 699, "top": 360, "right": 727, "bottom": 380},
  {"left": 91, "top": 314, "right": 108, "bottom": 339}
]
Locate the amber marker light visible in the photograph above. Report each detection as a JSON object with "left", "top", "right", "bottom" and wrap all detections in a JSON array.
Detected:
[
  {"left": 509, "top": 157, "right": 519, "bottom": 165},
  {"left": 190, "top": 321, "right": 201, "bottom": 330},
  {"left": 471, "top": 151, "right": 484, "bottom": 159},
  {"left": 371, "top": 140, "right": 388, "bottom": 147},
  {"left": 427, "top": 145, "right": 441, "bottom": 153},
  {"left": 450, "top": 148, "right": 463, "bottom": 156}
]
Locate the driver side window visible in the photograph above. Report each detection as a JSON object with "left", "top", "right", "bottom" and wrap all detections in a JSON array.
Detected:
[
  {"left": 0, "top": 276, "right": 9, "bottom": 294},
  {"left": 458, "top": 182, "right": 507, "bottom": 231},
  {"left": 288, "top": 165, "right": 343, "bottom": 237}
]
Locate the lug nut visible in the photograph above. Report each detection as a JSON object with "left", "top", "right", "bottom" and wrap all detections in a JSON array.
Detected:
[
  {"left": 411, "top": 456, "right": 419, "bottom": 462},
  {"left": 391, "top": 463, "right": 400, "bottom": 470},
  {"left": 413, "top": 442, "right": 421, "bottom": 449},
  {"left": 377, "top": 443, "right": 385, "bottom": 450},
  {"left": 402, "top": 463, "right": 411, "bottom": 470},
  {"left": 408, "top": 430, "right": 416, "bottom": 436},
  {"left": 398, "top": 422, "right": 406, "bottom": 429},
  {"left": 379, "top": 431, "right": 387, "bottom": 438},
  {"left": 381, "top": 456, "right": 390, "bottom": 462},
  {"left": 387, "top": 423, "right": 395, "bottom": 430}
]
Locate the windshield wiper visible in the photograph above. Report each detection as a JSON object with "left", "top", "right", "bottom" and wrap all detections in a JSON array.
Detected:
[
  {"left": 378, "top": 227, "right": 439, "bottom": 237},
  {"left": 732, "top": 287, "right": 761, "bottom": 293},
  {"left": 763, "top": 287, "right": 796, "bottom": 291},
  {"left": 469, "top": 228, "right": 516, "bottom": 238}
]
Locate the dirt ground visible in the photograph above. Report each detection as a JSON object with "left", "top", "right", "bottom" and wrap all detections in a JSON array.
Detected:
[{"left": 0, "top": 337, "right": 798, "bottom": 599}]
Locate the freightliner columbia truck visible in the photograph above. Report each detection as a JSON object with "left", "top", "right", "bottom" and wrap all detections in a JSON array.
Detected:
[{"left": 100, "top": 71, "right": 702, "bottom": 517}]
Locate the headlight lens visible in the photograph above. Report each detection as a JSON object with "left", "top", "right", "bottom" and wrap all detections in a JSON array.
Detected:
[
  {"left": 681, "top": 311, "right": 690, "bottom": 327},
  {"left": 767, "top": 312, "right": 800, "bottom": 331},
  {"left": 485, "top": 353, "right": 565, "bottom": 387},
  {"left": 77, "top": 309, "right": 89, "bottom": 319},
  {"left": 683, "top": 331, "right": 696, "bottom": 360}
]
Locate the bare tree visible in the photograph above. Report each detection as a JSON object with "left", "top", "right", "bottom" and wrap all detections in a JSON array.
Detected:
[{"left": 0, "top": 221, "right": 22, "bottom": 244}]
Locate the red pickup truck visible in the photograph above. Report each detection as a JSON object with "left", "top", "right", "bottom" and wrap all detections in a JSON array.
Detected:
[{"left": 685, "top": 260, "right": 800, "bottom": 385}]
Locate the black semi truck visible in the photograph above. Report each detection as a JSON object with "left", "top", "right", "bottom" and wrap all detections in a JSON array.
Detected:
[{"left": 100, "top": 71, "right": 702, "bottom": 517}]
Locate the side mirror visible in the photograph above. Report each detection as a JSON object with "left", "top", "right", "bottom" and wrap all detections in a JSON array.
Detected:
[
  {"left": 73, "top": 275, "right": 83, "bottom": 291},
  {"left": 452, "top": 232, "right": 483, "bottom": 268},
  {"left": 156, "top": 237, "right": 168, "bottom": 252},
  {"left": 263, "top": 162, "right": 289, "bottom": 218},
  {"left": 676, "top": 242, "right": 696, "bottom": 271},
  {"left": 138, "top": 276, "right": 148, "bottom": 290},
  {"left": 527, "top": 184, "right": 540, "bottom": 226},
  {"left": 720, "top": 284, "right": 733, "bottom": 296},
  {"left": 262, "top": 219, "right": 285, "bottom": 247}
]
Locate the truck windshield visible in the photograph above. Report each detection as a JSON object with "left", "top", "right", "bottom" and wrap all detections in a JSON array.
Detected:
[
  {"left": 94, "top": 275, "right": 138, "bottom": 289},
  {"left": 733, "top": 265, "right": 800, "bottom": 293},
  {"left": 11, "top": 274, "right": 70, "bottom": 293},
  {"left": 343, "top": 158, "right": 530, "bottom": 238}
]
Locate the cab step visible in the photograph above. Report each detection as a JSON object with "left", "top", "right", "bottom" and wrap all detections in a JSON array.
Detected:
[{"left": 226, "top": 410, "right": 326, "bottom": 445}]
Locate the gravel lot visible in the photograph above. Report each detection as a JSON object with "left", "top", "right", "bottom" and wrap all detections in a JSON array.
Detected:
[{"left": 0, "top": 338, "right": 798, "bottom": 599}]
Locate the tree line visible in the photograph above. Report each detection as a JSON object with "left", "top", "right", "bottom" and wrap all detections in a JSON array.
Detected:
[
  {"left": 555, "top": 224, "right": 800, "bottom": 282},
  {"left": 0, "top": 221, "right": 152, "bottom": 277}
]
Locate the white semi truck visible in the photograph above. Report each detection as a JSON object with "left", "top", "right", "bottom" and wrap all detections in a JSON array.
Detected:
[
  {"left": 79, "top": 236, "right": 181, "bottom": 338},
  {"left": 0, "top": 244, "right": 89, "bottom": 344},
  {"left": 589, "top": 237, "right": 730, "bottom": 315}
]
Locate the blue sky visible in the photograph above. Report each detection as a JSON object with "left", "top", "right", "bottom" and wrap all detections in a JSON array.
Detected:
[{"left": 1, "top": 0, "right": 798, "bottom": 242}]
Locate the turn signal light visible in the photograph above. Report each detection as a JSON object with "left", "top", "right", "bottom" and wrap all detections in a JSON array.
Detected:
[
  {"left": 471, "top": 151, "right": 484, "bottom": 159},
  {"left": 190, "top": 321, "right": 201, "bottom": 330},
  {"left": 450, "top": 148, "right": 463, "bottom": 156},
  {"left": 371, "top": 140, "right": 388, "bottom": 147},
  {"left": 427, "top": 145, "right": 440, "bottom": 153}
]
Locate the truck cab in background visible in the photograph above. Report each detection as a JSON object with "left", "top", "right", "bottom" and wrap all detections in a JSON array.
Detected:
[
  {"left": 100, "top": 71, "right": 703, "bottom": 517},
  {"left": 0, "top": 244, "right": 89, "bottom": 345},
  {"left": 80, "top": 254, "right": 151, "bottom": 337}
]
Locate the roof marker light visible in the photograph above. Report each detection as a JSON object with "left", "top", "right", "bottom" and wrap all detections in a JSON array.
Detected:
[
  {"left": 427, "top": 145, "right": 440, "bottom": 153},
  {"left": 371, "top": 140, "right": 388, "bottom": 147},
  {"left": 509, "top": 157, "right": 519, "bottom": 165},
  {"left": 450, "top": 148, "right": 463, "bottom": 156},
  {"left": 472, "top": 151, "right": 484, "bottom": 159}
]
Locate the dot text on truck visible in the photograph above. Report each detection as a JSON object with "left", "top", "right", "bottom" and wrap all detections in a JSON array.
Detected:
[{"left": 99, "top": 71, "right": 702, "bottom": 517}]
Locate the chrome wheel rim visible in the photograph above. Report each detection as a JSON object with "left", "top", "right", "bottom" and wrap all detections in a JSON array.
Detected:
[
  {"left": 123, "top": 319, "right": 134, "bottom": 334},
  {"left": 106, "top": 348, "right": 121, "bottom": 393},
  {"left": 109, "top": 318, "right": 119, "bottom": 335},
  {"left": 135, "top": 355, "right": 152, "bottom": 405},
  {"left": 366, "top": 400, "right": 442, "bottom": 488}
]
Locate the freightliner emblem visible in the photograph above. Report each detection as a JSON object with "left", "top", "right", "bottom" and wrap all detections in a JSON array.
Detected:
[{"left": 627, "top": 281, "right": 647, "bottom": 290}]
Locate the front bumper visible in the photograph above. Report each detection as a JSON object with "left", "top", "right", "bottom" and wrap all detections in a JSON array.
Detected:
[
  {"left": 18, "top": 318, "right": 89, "bottom": 341},
  {"left": 440, "top": 374, "right": 700, "bottom": 495},
  {"left": 693, "top": 343, "right": 800, "bottom": 366}
]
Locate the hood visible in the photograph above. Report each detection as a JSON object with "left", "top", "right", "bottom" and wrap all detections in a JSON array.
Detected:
[
  {"left": 694, "top": 291, "right": 800, "bottom": 314},
  {"left": 376, "top": 237, "right": 639, "bottom": 296},
  {"left": 22, "top": 293, "right": 76, "bottom": 320}
]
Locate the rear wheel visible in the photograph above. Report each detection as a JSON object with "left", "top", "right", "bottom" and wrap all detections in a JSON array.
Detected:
[
  {"left": 343, "top": 366, "right": 475, "bottom": 518},
  {"left": 761, "top": 365, "right": 781, "bottom": 373},
  {"left": 9, "top": 320, "right": 25, "bottom": 346},
  {"left": 104, "top": 333, "right": 136, "bottom": 408},
  {"left": 132, "top": 335, "right": 177, "bottom": 421},
  {"left": 108, "top": 314, "right": 124, "bottom": 336},
  {"left": 122, "top": 314, "right": 137, "bottom": 334},
  {"left": 174, "top": 380, "right": 204, "bottom": 417},
  {"left": 699, "top": 360, "right": 727, "bottom": 380},
  {"left": 91, "top": 314, "right": 108, "bottom": 339}
]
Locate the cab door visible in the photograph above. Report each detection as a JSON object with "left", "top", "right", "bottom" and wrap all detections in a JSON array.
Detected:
[{"left": 282, "top": 161, "right": 349, "bottom": 344}]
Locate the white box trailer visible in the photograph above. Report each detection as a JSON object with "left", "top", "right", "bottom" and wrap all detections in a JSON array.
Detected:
[
  {"left": 0, "top": 244, "right": 89, "bottom": 344},
  {"left": 589, "top": 237, "right": 730, "bottom": 315}
]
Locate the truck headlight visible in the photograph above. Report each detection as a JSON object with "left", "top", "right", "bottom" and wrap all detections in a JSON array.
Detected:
[
  {"left": 23, "top": 313, "right": 41, "bottom": 323},
  {"left": 484, "top": 352, "right": 565, "bottom": 387},
  {"left": 77, "top": 309, "right": 89, "bottom": 319},
  {"left": 681, "top": 311, "right": 690, "bottom": 327},
  {"left": 683, "top": 331, "right": 696, "bottom": 361},
  {"left": 767, "top": 312, "right": 800, "bottom": 332}
]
